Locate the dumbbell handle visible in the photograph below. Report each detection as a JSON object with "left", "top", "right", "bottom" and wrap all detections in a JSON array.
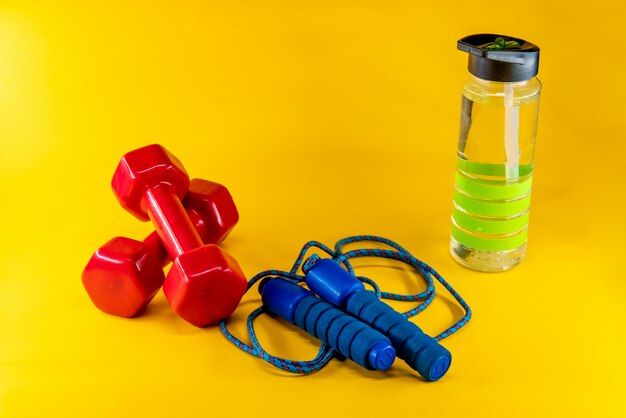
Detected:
[
  {"left": 138, "top": 205, "right": 209, "bottom": 268},
  {"left": 305, "top": 258, "right": 452, "bottom": 381},
  {"left": 260, "top": 278, "right": 396, "bottom": 371},
  {"left": 141, "top": 185, "right": 203, "bottom": 259},
  {"left": 142, "top": 231, "right": 169, "bottom": 267}
]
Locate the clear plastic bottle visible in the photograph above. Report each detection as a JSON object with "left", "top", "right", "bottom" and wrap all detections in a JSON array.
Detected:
[{"left": 450, "top": 34, "right": 541, "bottom": 272}]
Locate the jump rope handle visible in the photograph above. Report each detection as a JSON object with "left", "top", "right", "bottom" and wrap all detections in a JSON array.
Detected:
[
  {"left": 304, "top": 257, "right": 452, "bottom": 381},
  {"left": 259, "top": 278, "right": 396, "bottom": 371}
]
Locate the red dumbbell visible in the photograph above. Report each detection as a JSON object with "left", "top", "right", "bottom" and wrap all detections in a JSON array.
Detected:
[
  {"left": 111, "top": 144, "right": 247, "bottom": 327},
  {"left": 82, "top": 179, "right": 239, "bottom": 318}
]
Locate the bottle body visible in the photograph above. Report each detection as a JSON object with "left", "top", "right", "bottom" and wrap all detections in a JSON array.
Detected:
[{"left": 450, "top": 75, "right": 541, "bottom": 271}]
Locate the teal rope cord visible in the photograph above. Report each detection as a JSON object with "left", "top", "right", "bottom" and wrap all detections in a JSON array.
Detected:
[
  {"left": 219, "top": 235, "right": 472, "bottom": 373},
  {"left": 333, "top": 236, "right": 472, "bottom": 340},
  {"left": 218, "top": 268, "right": 334, "bottom": 374}
]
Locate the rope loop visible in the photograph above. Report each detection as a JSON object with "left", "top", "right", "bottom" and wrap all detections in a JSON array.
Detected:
[{"left": 220, "top": 235, "right": 472, "bottom": 374}]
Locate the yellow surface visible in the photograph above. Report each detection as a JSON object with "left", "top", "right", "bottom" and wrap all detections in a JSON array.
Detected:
[{"left": 1, "top": 1, "right": 625, "bottom": 417}]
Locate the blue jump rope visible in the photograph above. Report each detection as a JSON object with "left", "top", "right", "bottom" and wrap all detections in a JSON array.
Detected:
[{"left": 219, "top": 235, "right": 472, "bottom": 379}]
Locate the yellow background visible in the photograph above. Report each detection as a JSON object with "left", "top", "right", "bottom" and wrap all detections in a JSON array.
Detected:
[{"left": 1, "top": 1, "right": 625, "bottom": 417}]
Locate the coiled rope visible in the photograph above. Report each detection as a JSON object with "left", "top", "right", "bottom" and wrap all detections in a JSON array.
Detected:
[{"left": 219, "top": 235, "right": 472, "bottom": 374}]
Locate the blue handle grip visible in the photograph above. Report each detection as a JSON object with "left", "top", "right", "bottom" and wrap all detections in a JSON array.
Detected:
[
  {"left": 346, "top": 290, "right": 451, "bottom": 381},
  {"left": 260, "top": 278, "right": 396, "bottom": 371},
  {"left": 305, "top": 258, "right": 452, "bottom": 381}
]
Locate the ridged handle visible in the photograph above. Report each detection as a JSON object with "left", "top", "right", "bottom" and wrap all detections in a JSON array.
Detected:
[
  {"left": 292, "top": 294, "right": 395, "bottom": 370},
  {"left": 345, "top": 290, "right": 452, "bottom": 381},
  {"left": 260, "top": 278, "right": 396, "bottom": 371}
]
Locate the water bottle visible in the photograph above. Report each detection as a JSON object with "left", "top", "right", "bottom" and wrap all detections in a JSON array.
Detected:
[{"left": 450, "top": 34, "right": 541, "bottom": 272}]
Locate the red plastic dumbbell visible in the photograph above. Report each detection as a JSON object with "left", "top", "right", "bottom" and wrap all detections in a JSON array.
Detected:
[
  {"left": 111, "top": 144, "right": 247, "bottom": 327},
  {"left": 82, "top": 179, "right": 238, "bottom": 318}
]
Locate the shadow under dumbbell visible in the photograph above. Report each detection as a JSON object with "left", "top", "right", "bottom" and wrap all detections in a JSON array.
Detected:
[{"left": 138, "top": 294, "right": 170, "bottom": 317}]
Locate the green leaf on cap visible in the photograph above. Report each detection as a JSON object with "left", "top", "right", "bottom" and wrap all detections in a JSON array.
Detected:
[{"left": 483, "top": 37, "right": 522, "bottom": 50}]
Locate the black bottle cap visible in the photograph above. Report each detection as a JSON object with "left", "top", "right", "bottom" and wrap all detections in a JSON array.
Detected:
[{"left": 458, "top": 34, "right": 540, "bottom": 82}]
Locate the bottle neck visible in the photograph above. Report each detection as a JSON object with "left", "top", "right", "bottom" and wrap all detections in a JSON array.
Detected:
[
  {"left": 468, "top": 74, "right": 535, "bottom": 88},
  {"left": 464, "top": 74, "right": 541, "bottom": 99}
]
